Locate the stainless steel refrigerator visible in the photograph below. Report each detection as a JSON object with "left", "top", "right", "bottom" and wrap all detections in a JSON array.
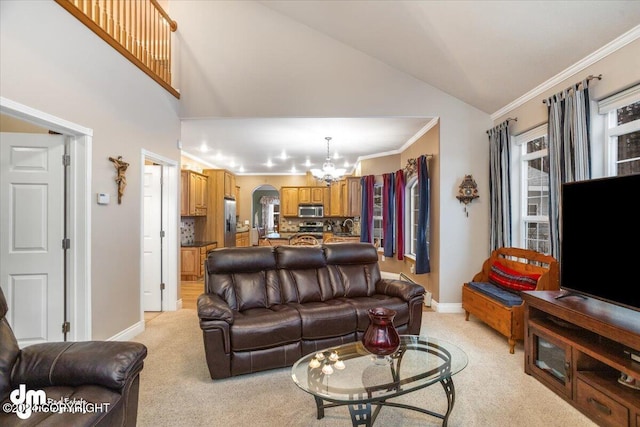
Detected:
[{"left": 224, "top": 198, "right": 236, "bottom": 247}]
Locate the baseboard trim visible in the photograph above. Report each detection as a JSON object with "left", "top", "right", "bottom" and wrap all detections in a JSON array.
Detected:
[{"left": 108, "top": 320, "right": 145, "bottom": 341}]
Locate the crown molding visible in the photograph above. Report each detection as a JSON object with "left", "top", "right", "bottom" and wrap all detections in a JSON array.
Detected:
[{"left": 491, "top": 25, "right": 640, "bottom": 121}]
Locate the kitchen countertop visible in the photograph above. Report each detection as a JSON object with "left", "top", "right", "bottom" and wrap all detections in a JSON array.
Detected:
[{"left": 181, "top": 241, "right": 217, "bottom": 248}]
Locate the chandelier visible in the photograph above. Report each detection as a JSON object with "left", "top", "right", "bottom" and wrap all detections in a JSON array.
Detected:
[{"left": 310, "top": 137, "right": 346, "bottom": 185}]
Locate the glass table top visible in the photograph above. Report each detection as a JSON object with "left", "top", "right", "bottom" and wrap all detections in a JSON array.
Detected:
[{"left": 291, "top": 335, "right": 468, "bottom": 403}]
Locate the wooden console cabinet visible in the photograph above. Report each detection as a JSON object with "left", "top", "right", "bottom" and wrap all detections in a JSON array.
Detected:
[{"left": 523, "top": 291, "right": 640, "bottom": 427}]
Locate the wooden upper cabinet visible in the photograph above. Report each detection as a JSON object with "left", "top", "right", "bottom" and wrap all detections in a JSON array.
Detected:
[
  {"left": 329, "top": 181, "right": 344, "bottom": 217},
  {"left": 311, "top": 187, "right": 324, "bottom": 204},
  {"left": 323, "top": 186, "right": 330, "bottom": 214},
  {"left": 223, "top": 171, "right": 235, "bottom": 199},
  {"left": 281, "top": 187, "right": 299, "bottom": 217},
  {"left": 346, "top": 177, "right": 362, "bottom": 217},
  {"left": 298, "top": 187, "right": 311, "bottom": 204},
  {"left": 180, "top": 171, "right": 189, "bottom": 216},
  {"left": 299, "top": 186, "right": 324, "bottom": 205},
  {"left": 235, "top": 185, "right": 241, "bottom": 214},
  {"left": 181, "top": 170, "right": 208, "bottom": 216}
]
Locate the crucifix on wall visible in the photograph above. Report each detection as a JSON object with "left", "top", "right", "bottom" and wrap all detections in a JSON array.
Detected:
[{"left": 108, "top": 156, "right": 129, "bottom": 204}]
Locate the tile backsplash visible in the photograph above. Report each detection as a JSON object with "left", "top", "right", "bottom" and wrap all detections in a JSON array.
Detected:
[{"left": 181, "top": 218, "right": 195, "bottom": 244}]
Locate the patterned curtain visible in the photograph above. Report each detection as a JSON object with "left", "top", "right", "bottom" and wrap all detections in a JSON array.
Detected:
[
  {"left": 488, "top": 121, "right": 512, "bottom": 252},
  {"left": 394, "top": 169, "right": 405, "bottom": 260},
  {"left": 360, "top": 175, "right": 375, "bottom": 243},
  {"left": 382, "top": 172, "right": 395, "bottom": 257},
  {"left": 260, "top": 196, "right": 279, "bottom": 229},
  {"left": 547, "top": 79, "right": 592, "bottom": 261},
  {"left": 415, "top": 155, "right": 431, "bottom": 274}
]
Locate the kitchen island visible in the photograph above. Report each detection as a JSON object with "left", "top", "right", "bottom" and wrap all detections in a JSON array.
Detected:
[{"left": 180, "top": 241, "right": 217, "bottom": 280}]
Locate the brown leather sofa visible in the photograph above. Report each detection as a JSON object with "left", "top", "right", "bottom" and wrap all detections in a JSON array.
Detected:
[
  {"left": 198, "top": 242, "right": 425, "bottom": 379},
  {"left": 0, "top": 287, "right": 147, "bottom": 426}
]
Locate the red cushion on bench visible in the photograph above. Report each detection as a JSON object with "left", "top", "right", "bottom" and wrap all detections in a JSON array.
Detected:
[{"left": 488, "top": 261, "right": 540, "bottom": 291}]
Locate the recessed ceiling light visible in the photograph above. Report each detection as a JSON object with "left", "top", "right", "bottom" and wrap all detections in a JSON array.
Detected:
[
  {"left": 266, "top": 159, "right": 273, "bottom": 167},
  {"left": 238, "top": 166, "right": 244, "bottom": 173},
  {"left": 304, "top": 159, "right": 312, "bottom": 167},
  {"left": 280, "top": 150, "right": 287, "bottom": 160},
  {"left": 199, "top": 143, "right": 209, "bottom": 153}
]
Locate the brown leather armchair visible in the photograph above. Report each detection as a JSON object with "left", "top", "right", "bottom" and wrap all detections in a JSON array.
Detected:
[{"left": 0, "top": 287, "right": 147, "bottom": 426}]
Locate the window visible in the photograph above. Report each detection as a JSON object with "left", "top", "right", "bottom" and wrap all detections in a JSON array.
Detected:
[
  {"left": 372, "top": 184, "right": 383, "bottom": 247},
  {"left": 512, "top": 125, "right": 550, "bottom": 254},
  {"left": 598, "top": 85, "right": 640, "bottom": 176}
]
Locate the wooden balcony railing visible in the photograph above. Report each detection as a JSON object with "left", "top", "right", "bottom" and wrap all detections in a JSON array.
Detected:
[{"left": 55, "top": 0, "right": 179, "bottom": 98}]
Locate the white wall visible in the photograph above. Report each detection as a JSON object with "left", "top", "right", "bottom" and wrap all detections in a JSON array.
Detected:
[{"left": 0, "top": 1, "right": 181, "bottom": 339}]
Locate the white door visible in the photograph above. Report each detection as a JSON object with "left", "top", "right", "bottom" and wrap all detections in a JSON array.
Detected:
[
  {"left": 0, "top": 132, "right": 65, "bottom": 345},
  {"left": 143, "top": 164, "right": 162, "bottom": 311}
]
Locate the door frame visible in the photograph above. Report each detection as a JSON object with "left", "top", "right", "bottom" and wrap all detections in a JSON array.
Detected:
[
  {"left": 140, "top": 150, "right": 179, "bottom": 318},
  {"left": 1, "top": 96, "right": 92, "bottom": 341}
]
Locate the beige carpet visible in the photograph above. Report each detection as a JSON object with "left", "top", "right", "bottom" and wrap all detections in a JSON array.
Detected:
[{"left": 132, "top": 309, "right": 595, "bottom": 427}]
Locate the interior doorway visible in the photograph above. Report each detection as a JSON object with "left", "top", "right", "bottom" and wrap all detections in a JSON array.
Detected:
[
  {"left": 140, "top": 150, "right": 178, "bottom": 320},
  {"left": 0, "top": 97, "right": 92, "bottom": 342}
]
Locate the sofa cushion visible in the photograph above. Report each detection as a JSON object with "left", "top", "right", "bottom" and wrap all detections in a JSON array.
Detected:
[
  {"left": 467, "top": 281, "right": 523, "bottom": 307},
  {"left": 293, "top": 300, "right": 357, "bottom": 339},
  {"left": 206, "top": 247, "right": 278, "bottom": 310},
  {"left": 488, "top": 261, "right": 540, "bottom": 292},
  {"left": 230, "top": 305, "right": 301, "bottom": 351},
  {"left": 276, "top": 246, "right": 333, "bottom": 303},
  {"left": 343, "top": 296, "right": 409, "bottom": 331}
]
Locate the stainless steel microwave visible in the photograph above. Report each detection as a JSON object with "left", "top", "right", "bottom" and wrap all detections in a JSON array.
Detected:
[{"left": 298, "top": 205, "right": 323, "bottom": 218}]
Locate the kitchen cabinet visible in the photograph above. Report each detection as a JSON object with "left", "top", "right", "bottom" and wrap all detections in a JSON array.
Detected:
[
  {"left": 224, "top": 171, "right": 236, "bottom": 199},
  {"left": 323, "top": 187, "right": 331, "bottom": 216},
  {"left": 235, "top": 185, "right": 241, "bottom": 215},
  {"left": 299, "top": 187, "right": 324, "bottom": 204},
  {"left": 181, "top": 170, "right": 208, "bottom": 216},
  {"left": 329, "top": 180, "right": 346, "bottom": 217},
  {"left": 180, "top": 242, "right": 217, "bottom": 281},
  {"left": 346, "top": 177, "right": 362, "bottom": 217},
  {"left": 203, "top": 169, "right": 237, "bottom": 246},
  {"left": 236, "top": 231, "right": 250, "bottom": 247},
  {"left": 281, "top": 187, "right": 299, "bottom": 217}
]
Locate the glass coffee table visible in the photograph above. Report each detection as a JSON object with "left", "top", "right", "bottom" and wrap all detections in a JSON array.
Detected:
[{"left": 291, "top": 335, "right": 468, "bottom": 427}]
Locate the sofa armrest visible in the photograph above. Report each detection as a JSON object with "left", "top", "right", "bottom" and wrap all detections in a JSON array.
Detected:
[
  {"left": 375, "top": 279, "right": 425, "bottom": 302},
  {"left": 12, "top": 341, "right": 146, "bottom": 391},
  {"left": 197, "top": 293, "right": 234, "bottom": 324}
]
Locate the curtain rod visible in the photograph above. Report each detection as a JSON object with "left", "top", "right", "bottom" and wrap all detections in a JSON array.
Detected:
[
  {"left": 486, "top": 117, "right": 517, "bottom": 134},
  {"left": 542, "top": 74, "right": 602, "bottom": 104}
]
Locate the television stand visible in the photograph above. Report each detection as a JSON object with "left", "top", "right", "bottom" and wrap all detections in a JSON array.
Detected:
[
  {"left": 522, "top": 290, "right": 640, "bottom": 427},
  {"left": 554, "top": 290, "right": 587, "bottom": 300}
]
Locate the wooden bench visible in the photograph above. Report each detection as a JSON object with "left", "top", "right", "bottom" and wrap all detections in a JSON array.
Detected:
[{"left": 462, "top": 247, "right": 559, "bottom": 354}]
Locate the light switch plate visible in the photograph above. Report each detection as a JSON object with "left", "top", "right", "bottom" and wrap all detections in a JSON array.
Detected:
[{"left": 97, "top": 193, "right": 110, "bottom": 205}]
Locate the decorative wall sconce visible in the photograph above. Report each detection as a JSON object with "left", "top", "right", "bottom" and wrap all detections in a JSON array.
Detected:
[
  {"left": 456, "top": 174, "right": 479, "bottom": 217},
  {"left": 108, "top": 156, "right": 129, "bottom": 204}
]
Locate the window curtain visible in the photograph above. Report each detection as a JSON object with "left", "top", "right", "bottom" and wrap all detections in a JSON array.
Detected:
[
  {"left": 488, "top": 121, "right": 512, "bottom": 252},
  {"left": 360, "top": 175, "right": 375, "bottom": 243},
  {"left": 547, "top": 79, "right": 592, "bottom": 261},
  {"left": 394, "top": 169, "right": 405, "bottom": 260},
  {"left": 382, "top": 172, "right": 395, "bottom": 257},
  {"left": 415, "top": 155, "right": 431, "bottom": 274},
  {"left": 260, "top": 196, "right": 279, "bottom": 229}
]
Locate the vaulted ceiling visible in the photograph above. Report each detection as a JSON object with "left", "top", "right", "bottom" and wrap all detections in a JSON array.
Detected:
[{"left": 170, "top": 1, "right": 640, "bottom": 175}]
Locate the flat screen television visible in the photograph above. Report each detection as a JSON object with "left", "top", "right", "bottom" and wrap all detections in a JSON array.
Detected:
[{"left": 560, "top": 173, "right": 640, "bottom": 312}]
